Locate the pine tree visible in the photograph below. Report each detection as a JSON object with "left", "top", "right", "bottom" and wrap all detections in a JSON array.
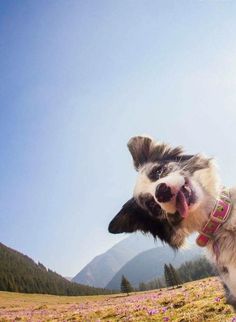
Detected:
[
  {"left": 139, "top": 282, "right": 146, "bottom": 291},
  {"left": 156, "top": 278, "right": 164, "bottom": 289},
  {"left": 164, "top": 264, "right": 172, "bottom": 287},
  {"left": 120, "top": 275, "right": 133, "bottom": 295},
  {"left": 169, "top": 263, "right": 182, "bottom": 286}
]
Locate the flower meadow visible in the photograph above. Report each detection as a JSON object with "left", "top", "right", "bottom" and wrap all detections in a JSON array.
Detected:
[{"left": 0, "top": 277, "right": 236, "bottom": 321}]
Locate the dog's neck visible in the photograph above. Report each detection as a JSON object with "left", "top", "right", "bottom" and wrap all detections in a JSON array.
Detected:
[
  {"left": 171, "top": 193, "right": 219, "bottom": 248},
  {"left": 196, "top": 189, "right": 232, "bottom": 247},
  {"left": 181, "top": 196, "right": 216, "bottom": 234},
  {"left": 179, "top": 187, "right": 229, "bottom": 237}
]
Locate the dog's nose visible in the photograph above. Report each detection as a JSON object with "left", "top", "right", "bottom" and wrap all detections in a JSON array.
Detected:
[{"left": 155, "top": 183, "right": 173, "bottom": 203}]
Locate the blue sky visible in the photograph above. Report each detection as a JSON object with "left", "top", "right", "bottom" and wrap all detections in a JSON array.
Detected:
[{"left": 1, "top": 1, "right": 236, "bottom": 277}]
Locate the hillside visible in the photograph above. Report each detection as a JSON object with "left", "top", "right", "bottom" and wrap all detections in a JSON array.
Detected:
[
  {"left": 0, "top": 242, "right": 112, "bottom": 296},
  {"left": 106, "top": 243, "right": 202, "bottom": 289},
  {"left": 72, "top": 234, "right": 157, "bottom": 287}
]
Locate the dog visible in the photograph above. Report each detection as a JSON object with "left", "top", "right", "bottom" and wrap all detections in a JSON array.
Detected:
[{"left": 108, "top": 135, "right": 236, "bottom": 309}]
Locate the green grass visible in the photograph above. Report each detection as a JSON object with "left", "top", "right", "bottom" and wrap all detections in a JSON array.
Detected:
[{"left": 0, "top": 277, "right": 235, "bottom": 321}]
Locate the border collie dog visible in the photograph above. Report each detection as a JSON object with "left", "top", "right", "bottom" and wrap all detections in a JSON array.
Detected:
[{"left": 108, "top": 136, "right": 236, "bottom": 309}]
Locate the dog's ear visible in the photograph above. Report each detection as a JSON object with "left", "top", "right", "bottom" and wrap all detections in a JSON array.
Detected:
[
  {"left": 108, "top": 198, "right": 153, "bottom": 234},
  {"left": 181, "top": 154, "right": 212, "bottom": 172},
  {"left": 127, "top": 136, "right": 154, "bottom": 170},
  {"left": 108, "top": 198, "right": 184, "bottom": 248},
  {"left": 108, "top": 198, "right": 172, "bottom": 242}
]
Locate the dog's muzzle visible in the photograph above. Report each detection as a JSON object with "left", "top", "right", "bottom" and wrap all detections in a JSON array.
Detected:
[
  {"left": 155, "top": 183, "right": 173, "bottom": 203},
  {"left": 155, "top": 179, "right": 195, "bottom": 218}
]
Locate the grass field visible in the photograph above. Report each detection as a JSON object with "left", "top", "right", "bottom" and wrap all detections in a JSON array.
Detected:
[{"left": 0, "top": 277, "right": 236, "bottom": 321}]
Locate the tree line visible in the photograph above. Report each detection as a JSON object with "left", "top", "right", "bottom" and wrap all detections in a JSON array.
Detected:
[
  {"left": 0, "top": 242, "right": 115, "bottom": 296},
  {"left": 120, "top": 256, "right": 216, "bottom": 293}
]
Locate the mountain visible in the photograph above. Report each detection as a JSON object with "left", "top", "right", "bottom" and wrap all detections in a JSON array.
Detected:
[
  {"left": 106, "top": 243, "right": 202, "bottom": 289},
  {"left": 0, "top": 242, "right": 112, "bottom": 295},
  {"left": 72, "top": 234, "right": 158, "bottom": 287}
]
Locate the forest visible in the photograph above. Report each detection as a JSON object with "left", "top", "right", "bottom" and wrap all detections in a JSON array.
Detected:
[{"left": 0, "top": 242, "right": 113, "bottom": 296}]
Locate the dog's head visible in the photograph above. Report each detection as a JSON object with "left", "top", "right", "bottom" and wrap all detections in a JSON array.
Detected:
[{"left": 108, "top": 136, "right": 220, "bottom": 248}]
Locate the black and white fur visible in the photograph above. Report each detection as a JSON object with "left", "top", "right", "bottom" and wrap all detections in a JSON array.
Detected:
[{"left": 108, "top": 136, "right": 236, "bottom": 309}]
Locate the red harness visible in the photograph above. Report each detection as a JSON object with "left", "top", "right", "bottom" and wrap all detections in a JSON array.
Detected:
[{"left": 196, "top": 189, "right": 232, "bottom": 247}]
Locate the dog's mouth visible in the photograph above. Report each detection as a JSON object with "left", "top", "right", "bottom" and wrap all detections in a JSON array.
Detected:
[{"left": 176, "top": 180, "right": 195, "bottom": 218}]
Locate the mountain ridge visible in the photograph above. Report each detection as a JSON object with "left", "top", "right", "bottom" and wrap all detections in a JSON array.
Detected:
[
  {"left": 106, "top": 243, "right": 202, "bottom": 289},
  {"left": 72, "top": 234, "right": 158, "bottom": 287}
]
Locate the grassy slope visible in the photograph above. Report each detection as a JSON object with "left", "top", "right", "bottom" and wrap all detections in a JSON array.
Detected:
[{"left": 0, "top": 277, "right": 235, "bottom": 321}]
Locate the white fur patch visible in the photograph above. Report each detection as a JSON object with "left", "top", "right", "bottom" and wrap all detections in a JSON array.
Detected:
[{"left": 133, "top": 171, "right": 156, "bottom": 198}]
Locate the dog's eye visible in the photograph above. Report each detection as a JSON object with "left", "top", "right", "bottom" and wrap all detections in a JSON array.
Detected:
[
  {"left": 149, "top": 165, "right": 166, "bottom": 181},
  {"left": 147, "top": 200, "right": 156, "bottom": 209},
  {"left": 145, "top": 198, "right": 161, "bottom": 215},
  {"left": 156, "top": 166, "right": 164, "bottom": 178}
]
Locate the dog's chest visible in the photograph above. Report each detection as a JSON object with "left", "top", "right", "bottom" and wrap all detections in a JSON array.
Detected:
[
  {"left": 208, "top": 222, "right": 236, "bottom": 297},
  {"left": 219, "top": 264, "right": 236, "bottom": 297}
]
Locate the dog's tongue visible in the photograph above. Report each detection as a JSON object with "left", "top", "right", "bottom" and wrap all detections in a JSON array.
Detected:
[{"left": 176, "top": 190, "right": 189, "bottom": 218}]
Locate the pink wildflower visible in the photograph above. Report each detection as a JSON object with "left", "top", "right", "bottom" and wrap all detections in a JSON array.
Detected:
[{"left": 148, "top": 309, "right": 158, "bottom": 315}]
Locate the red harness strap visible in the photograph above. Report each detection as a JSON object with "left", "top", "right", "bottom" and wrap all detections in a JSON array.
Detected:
[{"left": 196, "top": 189, "right": 232, "bottom": 247}]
